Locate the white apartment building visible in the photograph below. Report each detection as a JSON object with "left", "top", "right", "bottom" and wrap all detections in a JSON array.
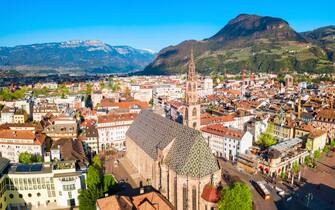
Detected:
[
  {"left": 0, "top": 107, "right": 15, "bottom": 124},
  {"left": 133, "top": 88, "right": 153, "bottom": 102},
  {"left": 97, "top": 113, "right": 136, "bottom": 151},
  {"left": 1, "top": 160, "right": 85, "bottom": 209},
  {"left": 0, "top": 125, "right": 46, "bottom": 163},
  {"left": 33, "top": 102, "right": 59, "bottom": 122},
  {"left": 198, "top": 77, "right": 214, "bottom": 97},
  {"left": 41, "top": 82, "right": 58, "bottom": 89},
  {"left": 91, "top": 92, "right": 103, "bottom": 107},
  {"left": 2, "top": 100, "right": 33, "bottom": 120},
  {"left": 152, "top": 84, "right": 183, "bottom": 105},
  {"left": 202, "top": 124, "right": 253, "bottom": 161}
]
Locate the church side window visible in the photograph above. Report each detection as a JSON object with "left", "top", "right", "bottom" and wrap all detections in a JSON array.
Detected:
[
  {"left": 183, "top": 183, "right": 188, "bottom": 210},
  {"left": 192, "top": 186, "right": 197, "bottom": 210}
]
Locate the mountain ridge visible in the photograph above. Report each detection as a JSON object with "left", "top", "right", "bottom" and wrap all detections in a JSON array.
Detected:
[
  {"left": 0, "top": 40, "right": 156, "bottom": 75},
  {"left": 142, "top": 14, "right": 334, "bottom": 75}
]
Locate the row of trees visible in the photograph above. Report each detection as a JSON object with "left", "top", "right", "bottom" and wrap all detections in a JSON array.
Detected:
[
  {"left": 78, "top": 156, "right": 116, "bottom": 210},
  {"left": 99, "top": 78, "right": 121, "bottom": 92},
  {"left": 18, "top": 152, "right": 43, "bottom": 164},
  {"left": 0, "top": 87, "right": 27, "bottom": 101}
]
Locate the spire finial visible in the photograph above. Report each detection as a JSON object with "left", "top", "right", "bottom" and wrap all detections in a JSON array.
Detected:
[{"left": 188, "top": 47, "right": 196, "bottom": 80}]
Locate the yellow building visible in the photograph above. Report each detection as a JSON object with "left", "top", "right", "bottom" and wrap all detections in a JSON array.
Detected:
[
  {"left": 13, "top": 109, "right": 28, "bottom": 124},
  {"left": 295, "top": 124, "right": 327, "bottom": 152}
]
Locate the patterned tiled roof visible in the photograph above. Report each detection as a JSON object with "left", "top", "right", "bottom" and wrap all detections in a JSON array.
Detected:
[{"left": 126, "top": 110, "right": 219, "bottom": 178}]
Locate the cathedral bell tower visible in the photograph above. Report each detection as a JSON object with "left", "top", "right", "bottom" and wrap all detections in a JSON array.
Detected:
[{"left": 183, "top": 48, "right": 201, "bottom": 130}]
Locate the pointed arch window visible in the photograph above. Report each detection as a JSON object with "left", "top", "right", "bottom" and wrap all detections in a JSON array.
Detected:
[
  {"left": 192, "top": 186, "right": 197, "bottom": 210},
  {"left": 184, "top": 108, "right": 188, "bottom": 121},
  {"left": 183, "top": 183, "right": 188, "bottom": 210},
  {"left": 192, "top": 107, "right": 197, "bottom": 116}
]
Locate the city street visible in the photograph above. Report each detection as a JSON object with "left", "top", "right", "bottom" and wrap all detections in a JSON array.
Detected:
[{"left": 218, "top": 159, "right": 278, "bottom": 210}]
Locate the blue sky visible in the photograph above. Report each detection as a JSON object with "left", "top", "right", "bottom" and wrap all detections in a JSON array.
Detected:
[{"left": 0, "top": 0, "right": 334, "bottom": 51}]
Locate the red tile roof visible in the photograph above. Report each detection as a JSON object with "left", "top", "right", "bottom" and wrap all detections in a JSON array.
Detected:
[
  {"left": 201, "top": 184, "right": 220, "bottom": 203},
  {"left": 98, "top": 113, "right": 137, "bottom": 123},
  {"left": 168, "top": 100, "right": 184, "bottom": 110},
  {"left": 96, "top": 191, "right": 173, "bottom": 210},
  {"left": 0, "top": 129, "right": 46, "bottom": 145},
  {"left": 201, "top": 124, "right": 244, "bottom": 140},
  {"left": 101, "top": 99, "right": 149, "bottom": 109},
  {"left": 201, "top": 114, "right": 235, "bottom": 126}
]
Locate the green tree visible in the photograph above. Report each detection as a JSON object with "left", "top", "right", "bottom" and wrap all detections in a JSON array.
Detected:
[
  {"left": 314, "top": 149, "right": 321, "bottom": 159},
  {"left": 86, "top": 84, "right": 93, "bottom": 95},
  {"left": 31, "top": 154, "right": 43, "bottom": 163},
  {"left": 258, "top": 133, "right": 277, "bottom": 148},
  {"left": 58, "top": 85, "right": 69, "bottom": 97},
  {"left": 257, "top": 122, "right": 276, "bottom": 148},
  {"left": 79, "top": 155, "right": 116, "bottom": 210},
  {"left": 280, "top": 171, "right": 286, "bottom": 179},
  {"left": 210, "top": 71, "right": 225, "bottom": 85},
  {"left": 292, "top": 161, "right": 299, "bottom": 174},
  {"left": 304, "top": 156, "right": 313, "bottom": 167},
  {"left": 19, "top": 152, "right": 33, "bottom": 164},
  {"left": 323, "top": 146, "right": 330, "bottom": 153},
  {"left": 330, "top": 140, "right": 335, "bottom": 149},
  {"left": 103, "top": 175, "right": 116, "bottom": 192},
  {"left": 86, "top": 166, "right": 102, "bottom": 188},
  {"left": 218, "top": 182, "right": 252, "bottom": 210},
  {"left": 0, "top": 87, "right": 27, "bottom": 101},
  {"left": 92, "top": 155, "right": 102, "bottom": 169},
  {"left": 78, "top": 186, "right": 103, "bottom": 210}
]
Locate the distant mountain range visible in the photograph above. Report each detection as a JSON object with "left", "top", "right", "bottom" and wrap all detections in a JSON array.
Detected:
[
  {"left": 142, "top": 14, "right": 335, "bottom": 75},
  {"left": 0, "top": 40, "right": 155, "bottom": 76}
]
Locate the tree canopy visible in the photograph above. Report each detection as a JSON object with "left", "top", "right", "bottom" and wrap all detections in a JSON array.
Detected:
[
  {"left": 292, "top": 161, "right": 300, "bottom": 174},
  {"left": 257, "top": 122, "right": 277, "bottom": 148},
  {"left": 218, "top": 182, "right": 252, "bottom": 210},
  {"left": 79, "top": 155, "right": 116, "bottom": 210},
  {"left": 258, "top": 133, "right": 277, "bottom": 148},
  {"left": 19, "top": 152, "right": 33, "bottom": 164},
  {"left": 19, "top": 152, "right": 43, "bottom": 164},
  {"left": 0, "top": 87, "right": 26, "bottom": 101}
]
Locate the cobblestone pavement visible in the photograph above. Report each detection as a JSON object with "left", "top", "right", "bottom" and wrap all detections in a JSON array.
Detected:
[{"left": 101, "top": 150, "right": 138, "bottom": 187}]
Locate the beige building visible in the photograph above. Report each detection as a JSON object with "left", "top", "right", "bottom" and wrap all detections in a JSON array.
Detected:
[
  {"left": 126, "top": 110, "right": 221, "bottom": 210},
  {"left": 33, "top": 102, "right": 58, "bottom": 122},
  {"left": 0, "top": 124, "right": 46, "bottom": 163},
  {"left": 273, "top": 116, "right": 295, "bottom": 139},
  {"left": 97, "top": 113, "right": 137, "bottom": 151},
  {"left": 313, "top": 109, "right": 335, "bottom": 140},
  {"left": 13, "top": 109, "right": 28, "bottom": 124},
  {"left": 259, "top": 138, "right": 309, "bottom": 177},
  {"left": 44, "top": 116, "right": 78, "bottom": 140}
]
